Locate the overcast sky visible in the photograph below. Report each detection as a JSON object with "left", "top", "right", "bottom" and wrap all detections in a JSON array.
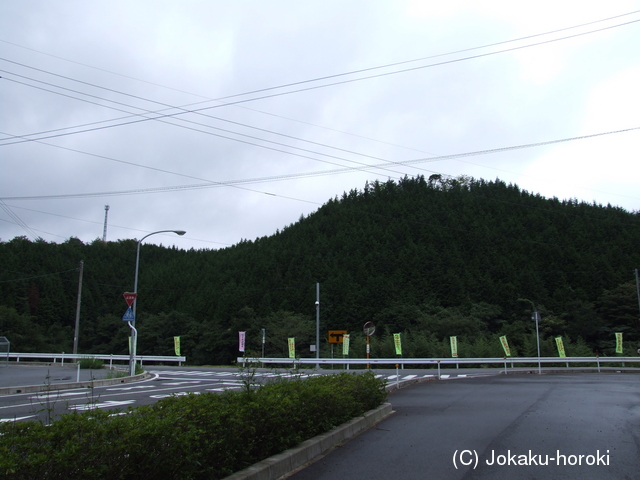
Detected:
[{"left": 1, "top": 1, "right": 639, "bottom": 251}]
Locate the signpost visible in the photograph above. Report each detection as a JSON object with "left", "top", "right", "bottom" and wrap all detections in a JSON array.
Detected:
[
  {"left": 122, "top": 307, "right": 135, "bottom": 322},
  {"left": 328, "top": 330, "right": 348, "bottom": 343},
  {"left": 123, "top": 292, "right": 137, "bottom": 308},
  {"left": 123, "top": 292, "right": 138, "bottom": 376},
  {"left": 363, "top": 322, "right": 375, "bottom": 369}
]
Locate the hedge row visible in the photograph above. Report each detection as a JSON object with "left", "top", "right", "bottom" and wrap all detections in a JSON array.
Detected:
[{"left": 0, "top": 371, "right": 387, "bottom": 480}]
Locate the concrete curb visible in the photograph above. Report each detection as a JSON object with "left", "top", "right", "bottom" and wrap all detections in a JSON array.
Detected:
[
  {"left": 223, "top": 403, "right": 394, "bottom": 480},
  {"left": 0, "top": 371, "right": 153, "bottom": 395}
]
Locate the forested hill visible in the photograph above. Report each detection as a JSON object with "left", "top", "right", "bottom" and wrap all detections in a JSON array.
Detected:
[{"left": 1, "top": 176, "right": 639, "bottom": 364}]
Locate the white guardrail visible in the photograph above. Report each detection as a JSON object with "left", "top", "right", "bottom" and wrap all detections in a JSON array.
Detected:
[
  {"left": 5, "top": 352, "right": 186, "bottom": 366},
  {"left": 238, "top": 356, "right": 640, "bottom": 374}
]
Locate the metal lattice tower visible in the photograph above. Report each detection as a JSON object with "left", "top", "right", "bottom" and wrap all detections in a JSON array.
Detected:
[{"left": 102, "top": 205, "right": 110, "bottom": 242}]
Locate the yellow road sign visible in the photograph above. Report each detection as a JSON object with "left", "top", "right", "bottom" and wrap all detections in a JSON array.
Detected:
[{"left": 328, "top": 330, "right": 348, "bottom": 344}]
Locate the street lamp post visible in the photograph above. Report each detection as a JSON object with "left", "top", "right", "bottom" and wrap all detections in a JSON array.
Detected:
[
  {"left": 129, "top": 229, "right": 186, "bottom": 376},
  {"left": 532, "top": 310, "right": 542, "bottom": 375}
]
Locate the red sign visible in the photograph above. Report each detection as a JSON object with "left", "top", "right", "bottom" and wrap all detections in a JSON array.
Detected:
[{"left": 123, "top": 292, "right": 137, "bottom": 307}]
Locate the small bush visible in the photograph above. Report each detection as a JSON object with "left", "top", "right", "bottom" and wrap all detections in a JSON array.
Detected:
[
  {"left": 0, "top": 371, "right": 387, "bottom": 480},
  {"left": 78, "top": 357, "right": 103, "bottom": 369}
]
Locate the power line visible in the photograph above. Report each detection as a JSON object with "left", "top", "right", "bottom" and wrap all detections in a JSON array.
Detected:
[
  {"left": 0, "top": 71, "right": 414, "bottom": 179},
  {"left": 1, "top": 16, "right": 638, "bottom": 148},
  {"left": 2, "top": 125, "right": 637, "bottom": 202},
  {"left": 2, "top": 8, "right": 637, "bottom": 111}
]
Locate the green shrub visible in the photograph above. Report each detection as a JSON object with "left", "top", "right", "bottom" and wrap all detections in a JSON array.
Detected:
[
  {"left": 0, "top": 371, "right": 387, "bottom": 480},
  {"left": 78, "top": 357, "right": 104, "bottom": 369}
]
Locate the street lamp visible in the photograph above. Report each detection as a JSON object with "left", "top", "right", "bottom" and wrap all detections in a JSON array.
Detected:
[
  {"left": 129, "top": 229, "right": 186, "bottom": 376},
  {"left": 532, "top": 310, "right": 542, "bottom": 375}
]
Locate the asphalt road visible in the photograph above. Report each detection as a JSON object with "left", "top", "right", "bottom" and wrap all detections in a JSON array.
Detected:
[
  {"left": 288, "top": 373, "right": 640, "bottom": 480},
  {"left": 0, "top": 364, "right": 490, "bottom": 423}
]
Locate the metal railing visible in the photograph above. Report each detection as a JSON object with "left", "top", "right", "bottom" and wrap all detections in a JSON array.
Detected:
[
  {"left": 7, "top": 352, "right": 186, "bottom": 367},
  {"left": 238, "top": 356, "right": 640, "bottom": 374}
]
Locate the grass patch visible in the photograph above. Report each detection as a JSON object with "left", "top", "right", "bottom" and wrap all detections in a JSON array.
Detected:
[{"left": 78, "top": 357, "right": 104, "bottom": 369}]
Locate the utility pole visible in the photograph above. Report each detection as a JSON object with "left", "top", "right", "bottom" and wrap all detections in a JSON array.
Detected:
[
  {"left": 316, "top": 283, "right": 320, "bottom": 369},
  {"left": 72, "top": 260, "right": 84, "bottom": 356},
  {"left": 635, "top": 269, "right": 640, "bottom": 326},
  {"left": 102, "top": 205, "right": 110, "bottom": 243}
]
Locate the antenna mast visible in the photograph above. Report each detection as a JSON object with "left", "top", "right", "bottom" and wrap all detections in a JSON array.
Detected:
[{"left": 102, "top": 205, "right": 110, "bottom": 242}]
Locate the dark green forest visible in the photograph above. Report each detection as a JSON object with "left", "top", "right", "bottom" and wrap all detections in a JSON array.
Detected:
[{"left": 1, "top": 176, "right": 639, "bottom": 364}]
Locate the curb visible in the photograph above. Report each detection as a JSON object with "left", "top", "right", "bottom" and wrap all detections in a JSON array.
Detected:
[
  {"left": 0, "top": 372, "right": 153, "bottom": 395},
  {"left": 223, "top": 403, "right": 394, "bottom": 480}
]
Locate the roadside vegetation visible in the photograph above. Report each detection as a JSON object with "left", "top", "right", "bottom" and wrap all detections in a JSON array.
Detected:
[
  {"left": 1, "top": 176, "right": 639, "bottom": 363},
  {"left": 0, "top": 371, "right": 387, "bottom": 480}
]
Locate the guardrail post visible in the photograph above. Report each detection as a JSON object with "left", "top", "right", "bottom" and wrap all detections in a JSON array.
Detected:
[
  {"left": 504, "top": 357, "right": 507, "bottom": 375},
  {"left": 61, "top": 352, "right": 64, "bottom": 366},
  {"left": 596, "top": 355, "right": 600, "bottom": 373},
  {"left": 437, "top": 360, "right": 441, "bottom": 379}
]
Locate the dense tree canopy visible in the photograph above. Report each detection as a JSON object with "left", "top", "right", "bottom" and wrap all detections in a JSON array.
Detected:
[{"left": 1, "top": 176, "right": 639, "bottom": 363}]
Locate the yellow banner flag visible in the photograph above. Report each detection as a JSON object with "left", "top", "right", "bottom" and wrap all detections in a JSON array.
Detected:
[
  {"left": 555, "top": 337, "right": 566, "bottom": 358},
  {"left": 393, "top": 333, "right": 402, "bottom": 355},
  {"left": 450, "top": 336, "right": 458, "bottom": 358},
  {"left": 288, "top": 337, "right": 296, "bottom": 359},
  {"left": 174, "top": 336, "right": 181, "bottom": 356},
  {"left": 615, "top": 332, "right": 623, "bottom": 354},
  {"left": 499, "top": 335, "right": 511, "bottom": 357},
  {"left": 342, "top": 334, "right": 350, "bottom": 356}
]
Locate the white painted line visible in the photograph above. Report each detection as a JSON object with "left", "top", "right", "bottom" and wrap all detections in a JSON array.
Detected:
[
  {"left": 31, "top": 391, "right": 86, "bottom": 400},
  {"left": 1, "top": 415, "right": 36, "bottom": 423},
  {"left": 107, "top": 385, "right": 157, "bottom": 391},
  {"left": 149, "top": 391, "right": 198, "bottom": 399},
  {"left": 440, "top": 375, "right": 450, "bottom": 379},
  {"left": 161, "top": 381, "right": 202, "bottom": 386},
  {"left": 70, "top": 400, "right": 136, "bottom": 411},
  {"left": 402, "top": 375, "right": 418, "bottom": 380}
]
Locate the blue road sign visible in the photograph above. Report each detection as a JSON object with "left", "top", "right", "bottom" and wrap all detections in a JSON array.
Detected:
[{"left": 123, "top": 307, "right": 135, "bottom": 321}]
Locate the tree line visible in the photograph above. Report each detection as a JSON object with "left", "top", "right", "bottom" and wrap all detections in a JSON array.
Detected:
[{"left": 1, "top": 176, "right": 639, "bottom": 364}]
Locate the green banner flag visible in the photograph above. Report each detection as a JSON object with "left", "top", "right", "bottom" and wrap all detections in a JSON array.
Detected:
[
  {"left": 555, "top": 337, "right": 566, "bottom": 358},
  {"left": 174, "top": 336, "right": 181, "bottom": 356},
  {"left": 450, "top": 336, "right": 458, "bottom": 358},
  {"left": 288, "top": 337, "right": 296, "bottom": 359},
  {"left": 342, "top": 334, "right": 350, "bottom": 356},
  {"left": 499, "top": 335, "right": 511, "bottom": 357},
  {"left": 393, "top": 333, "right": 402, "bottom": 355},
  {"left": 615, "top": 332, "right": 623, "bottom": 354}
]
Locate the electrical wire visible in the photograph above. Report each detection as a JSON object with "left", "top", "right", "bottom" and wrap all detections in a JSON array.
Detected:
[
  {"left": 2, "top": 125, "right": 637, "bottom": 202},
  {"left": 1, "top": 16, "right": 638, "bottom": 147}
]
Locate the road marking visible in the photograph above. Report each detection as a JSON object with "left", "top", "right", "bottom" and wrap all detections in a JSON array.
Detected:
[
  {"left": 30, "top": 391, "right": 86, "bottom": 400},
  {"left": 1, "top": 415, "right": 36, "bottom": 423},
  {"left": 402, "top": 375, "right": 418, "bottom": 380},
  {"left": 107, "top": 385, "right": 157, "bottom": 391},
  {"left": 161, "top": 381, "right": 202, "bottom": 386},
  {"left": 69, "top": 400, "right": 136, "bottom": 411},
  {"left": 149, "top": 391, "right": 199, "bottom": 399}
]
